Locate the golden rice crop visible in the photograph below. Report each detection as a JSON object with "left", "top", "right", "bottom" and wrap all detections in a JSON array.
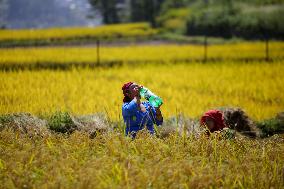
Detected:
[
  {"left": 0, "top": 61, "right": 283, "bottom": 121},
  {"left": 0, "top": 23, "right": 157, "bottom": 41},
  {"left": 0, "top": 42, "right": 283, "bottom": 69},
  {"left": 0, "top": 40, "right": 283, "bottom": 189},
  {"left": 0, "top": 128, "right": 283, "bottom": 189}
]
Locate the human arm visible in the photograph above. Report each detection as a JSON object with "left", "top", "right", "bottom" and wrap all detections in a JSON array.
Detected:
[
  {"left": 148, "top": 105, "right": 163, "bottom": 126},
  {"left": 155, "top": 107, "right": 163, "bottom": 125},
  {"left": 122, "top": 98, "right": 140, "bottom": 117}
]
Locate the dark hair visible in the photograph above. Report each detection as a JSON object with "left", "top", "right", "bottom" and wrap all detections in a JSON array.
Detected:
[
  {"left": 122, "top": 82, "right": 133, "bottom": 103},
  {"left": 123, "top": 92, "right": 132, "bottom": 103}
]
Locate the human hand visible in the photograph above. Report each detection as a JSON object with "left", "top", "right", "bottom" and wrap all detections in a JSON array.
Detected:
[{"left": 155, "top": 105, "right": 162, "bottom": 111}]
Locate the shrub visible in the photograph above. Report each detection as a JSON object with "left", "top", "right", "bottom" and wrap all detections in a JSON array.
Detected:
[
  {"left": 186, "top": 5, "right": 238, "bottom": 38},
  {"left": 231, "top": 9, "right": 284, "bottom": 39},
  {"left": 157, "top": 8, "right": 190, "bottom": 34},
  {"left": 186, "top": 3, "right": 284, "bottom": 39},
  {"left": 47, "top": 111, "right": 77, "bottom": 134},
  {"left": 256, "top": 112, "right": 284, "bottom": 137}
]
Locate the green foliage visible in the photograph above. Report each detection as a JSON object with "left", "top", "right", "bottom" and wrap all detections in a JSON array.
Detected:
[
  {"left": 221, "top": 128, "right": 236, "bottom": 139},
  {"left": 159, "top": 0, "right": 197, "bottom": 12},
  {"left": 47, "top": 111, "right": 77, "bottom": 134},
  {"left": 186, "top": 2, "right": 284, "bottom": 39},
  {"left": 157, "top": 8, "right": 190, "bottom": 34},
  {"left": 0, "top": 114, "right": 12, "bottom": 124},
  {"left": 233, "top": 8, "right": 284, "bottom": 39},
  {"left": 186, "top": 4, "right": 238, "bottom": 38},
  {"left": 89, "top": 0, "right": 119, "bottom": 24},
  {"left": 86, "top": 0, "right": 284, "bottom": 39},
  {"left": 0, "top": 115, "right": 12, "bottom": 130},
  {"left": 130, "top": 0, "right": 165, "bottom": 26},
  {"left": 237, "top": 0, "right": 284, "bottom": 5},
  {"left": 257, "top": 118, "right": 284, "bottom": 137},
  {"left": 152, "top": 0, "right": 284, "bottom": 39}
]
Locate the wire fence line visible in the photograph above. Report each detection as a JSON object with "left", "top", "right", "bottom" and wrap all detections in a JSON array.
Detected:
[{"left": 0, "top": 38, "right": 283, "bottom": 70}]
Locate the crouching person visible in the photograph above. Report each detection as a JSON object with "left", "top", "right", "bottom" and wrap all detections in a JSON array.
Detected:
[
  {"left": 121, "top": 82, "right": 163, "bottom": 138},
  {"left": 200, "top": 109, "right": 235, "bottom": 139}
]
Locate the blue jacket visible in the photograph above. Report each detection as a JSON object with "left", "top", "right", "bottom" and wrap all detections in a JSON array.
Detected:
[{"left": 122, "top": 99, "right": 163, "bottom": 136}]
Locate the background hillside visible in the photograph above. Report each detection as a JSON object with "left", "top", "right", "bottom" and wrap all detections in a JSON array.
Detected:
[{"left": 1, "top": 0, "right": 283, "bottom": 39}]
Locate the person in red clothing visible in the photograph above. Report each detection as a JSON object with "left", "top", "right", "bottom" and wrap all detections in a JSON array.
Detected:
[{"left": 200, "top": 110, "right": 228, "bottom": 133}]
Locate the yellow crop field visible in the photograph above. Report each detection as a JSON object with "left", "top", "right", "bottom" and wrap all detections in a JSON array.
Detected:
[
  {"left": 1, "top": 61, "right": 283, "bottom": 121},
  {"left": 0, "top": 23, "right": 157, "bottom": 42},
  {"left": 1, "top": 128, "right": 283, "bottom": 189},
  {"left": 1, "top": 23, "right": 284, "bottom": 188},
  {"left": 0, "top": 42, "right": 283, "bottom": 68}
]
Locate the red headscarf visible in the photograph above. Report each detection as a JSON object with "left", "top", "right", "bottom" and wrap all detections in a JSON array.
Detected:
[
  {"left": 122, "top": 82, "right": 133, "bottom": 102},
  {"left": 200, "top": 110, "right": 226, "bottom": 132}
]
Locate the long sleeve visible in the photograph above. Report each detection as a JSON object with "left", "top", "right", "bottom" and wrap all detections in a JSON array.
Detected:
[
  {"left": 155, "top": 111, "right": 163, "bottom": 126},
  {"left": 155, "top": 116, "right": 163, "bottom": 126},
  {"left": 149, "top": 104, "right": 163, "bottom": 126},
  {"left": 122, "top": 100, "right": 138, "bottom": 117}
]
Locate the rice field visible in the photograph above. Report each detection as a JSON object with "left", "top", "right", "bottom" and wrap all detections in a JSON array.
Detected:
[
  {"left": 0, "top": 61, "right": 283, "bottom": 121},
  {"left": 0, "top": 26, "right": 284, "bottom": 188},
  {"left": 0, "top": 42, "right": 283, "bottom": 70},
  {"left": 0, "top": 128, "right": 283, "bottom": 189},
  {"left": 0, "top": 23, "right": 156, "bottom": 41}
]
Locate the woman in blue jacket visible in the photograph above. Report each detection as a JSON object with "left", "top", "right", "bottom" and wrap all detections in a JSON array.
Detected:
[{"left": 121, "top": 82, "right": 163, "bottom": 137}]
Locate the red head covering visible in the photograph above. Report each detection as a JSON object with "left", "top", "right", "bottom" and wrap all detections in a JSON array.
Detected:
[
  {"left": 122, "top": 82, "right": 133, "bottom": 102},
  {"left": 200, "top": 110, "right": 226, "bottom": 132}
]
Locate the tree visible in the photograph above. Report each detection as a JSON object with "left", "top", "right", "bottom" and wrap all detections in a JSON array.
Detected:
[
  {"left": 130, "top": 0, "right": 165, "bottom": 27},
  {"left": 89, "top": 0, "right": 120, "bottom": 24}
]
